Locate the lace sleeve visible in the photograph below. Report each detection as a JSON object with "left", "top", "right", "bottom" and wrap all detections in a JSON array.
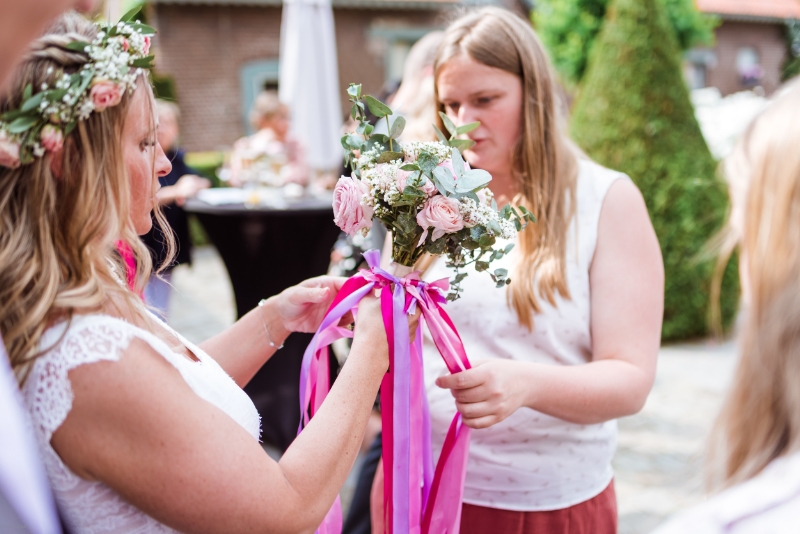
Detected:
[{"left": 24, "top": 316, "right": 136, "bottom": 443}]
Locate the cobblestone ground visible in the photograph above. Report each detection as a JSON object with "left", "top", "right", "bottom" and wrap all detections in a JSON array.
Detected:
[{"left": 170, "top": 246, "right": 738, "bottom": 533}]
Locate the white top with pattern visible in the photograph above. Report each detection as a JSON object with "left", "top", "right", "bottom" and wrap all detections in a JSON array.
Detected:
[
  {"left": 22, "top": 313, "right": 261, "bottom": 533},
  {"left": 423, "top": 159, "right": 628, "bottom": 511}
]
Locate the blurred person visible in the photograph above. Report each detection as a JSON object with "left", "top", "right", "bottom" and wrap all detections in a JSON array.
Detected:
[
  {"left": 229, "top": 90, "right": 308, "bottom": 187},
  {"left": 374, "top": 8, "right": 664, "bottom": 533},
  {"left": 1, "top": 3, "right": 98, "bottom": 534},
  {"left": 653, "top": 80, "right": 800, "bottom": 533},
  {"left": 0, "top": 13, "right": 415, "bottom": 533},
  {"left": 141, "top": 100, "right": 210, "bottom": 320}
]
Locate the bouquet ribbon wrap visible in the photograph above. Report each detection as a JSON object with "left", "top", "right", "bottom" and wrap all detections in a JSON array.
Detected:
[{"left": 299, "top": 249, "right": 472, "bottom": 534}]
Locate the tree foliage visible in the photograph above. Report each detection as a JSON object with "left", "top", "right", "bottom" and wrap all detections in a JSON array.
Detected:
[
  {"left": 570, "top": 0, "right": 738, "bottom": 340},
  {"left": 534, "top": 0, "right": 717, "bottom": 86}
]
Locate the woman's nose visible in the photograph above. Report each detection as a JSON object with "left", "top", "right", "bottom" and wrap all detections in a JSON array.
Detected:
[
  {"left": 155, "top": 143, "right": 172, "bottom": 178},
  {"left": 458, "top": 106, "right": 479, "bottom": 128}
]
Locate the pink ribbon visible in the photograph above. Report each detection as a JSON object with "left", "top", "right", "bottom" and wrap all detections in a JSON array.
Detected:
[{"left": 299, "top": 250, "right": 471, "bottom": 534}]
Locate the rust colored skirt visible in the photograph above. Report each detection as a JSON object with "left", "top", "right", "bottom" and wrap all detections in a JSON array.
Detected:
[{"left": 459, "top": 480, "right": 617, "bottom": 534}]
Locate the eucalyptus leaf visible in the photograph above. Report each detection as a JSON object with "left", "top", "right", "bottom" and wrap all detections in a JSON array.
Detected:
[
  {"left": 7, "top": 115, "right": 39, "bottom": 133},
  {"left": 417, "top": 151, "right": 438, "bottom": 174},
  {"left": 347, "top": 84, "right": 361, "bottom": 98},
  {"left": 494, "top": 268, "right": 508, "bottom": 278},
  {"left": 432, "top": 166, "right": 456, "bottom": 193},
  {"left": 377, "top": 151, "right": 403, "bottom": 164},
  {"left": 389, "top": 116, "right": 406, "bottom": 139},
  {"left": 456, "top": 121, "right": 480, "bottom": 135},
  {"left": 432, "top": 124, "right": 448, "bottom": 143},
  {"left": 438, "top": 111, "right": 457, "bottom": 136},
  {"left": 350, "top": 105, "right": 358, "bottom": 120},
  {"left": 475, "top": 261, "right": 490, "bottom": 272},
  {"left": 454, "top": 272, "right": 468, "bottom": 283},
  {"left": 21, "top": 93, "right": 46, "bottom": 113},
  {"left": 65, "top": 41, "right": 91, "bottom": 53},
  {"left": 470, "top": 226, "right": 485, "bottom": 240},
  {"left": 487, "top": 220, "right": 503, "bottom": 235},
  {"left": 364, "top": 124, "right": 374, "bottom": 136},
  {"left": 455, "top": 169, "right": 492, "bottom": 193},
  {"left": 448, "top": 138, "right": 476, "bottom": 152},
  {"left": 427, "top": 237, "right": 446, "bottom": 255},
  {"left": 478, "top": 234, "right": 495, "bottom": 248},
  {"left": 365, "top": 95, "right": 392, "bottom": 118},
  {"left": 504, "top": 243, "right": 515, "bottom": 254},
  {"left": 451, "top": 147, "right": 465, "bottom": 177},
  {"left": 431, "top": 176, "right": 450, "bottom": 197},
  {"left": 346, "top": 133, "right": 364, "bottom": 150}
]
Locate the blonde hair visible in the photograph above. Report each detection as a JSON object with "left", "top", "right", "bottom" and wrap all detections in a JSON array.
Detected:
[
  {"left": 249, "top": 90, "right": 286, "bottom": 130},
  {"left": 709, "top": 78, "right": 800, "bottom": 488},
  {"left": 156, "top": 99, "right": 180, "bottom": 121},
  {"left": 434, "top": 7, "right": 579, "bottom": 328},
  {"left": 392, "top": 31, "right": 443, "bottom": 143},
  {"left": 0, "top": 12, "right": 167, "bottom": 383}
]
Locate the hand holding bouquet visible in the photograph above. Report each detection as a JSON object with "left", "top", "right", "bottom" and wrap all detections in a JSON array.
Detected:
[{"left": 334, "top": 84, "right": 534, "bottom": 299}]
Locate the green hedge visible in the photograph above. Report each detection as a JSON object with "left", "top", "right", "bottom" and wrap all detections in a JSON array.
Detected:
[{"left": 570, "top": 0, "right": 738, "bottom": 340}]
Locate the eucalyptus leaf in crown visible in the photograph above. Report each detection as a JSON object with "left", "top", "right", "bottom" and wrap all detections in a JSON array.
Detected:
[
  {"left": 334, "top": 83, "right": 535, "bottom": 300},
  {"left": 0, "top": 7, "right": 156, "bottom": 168}
]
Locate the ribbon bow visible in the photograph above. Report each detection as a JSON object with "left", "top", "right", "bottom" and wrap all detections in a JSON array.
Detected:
[{"left": 299, "top": 250, "right": 472, "bottom": 534}]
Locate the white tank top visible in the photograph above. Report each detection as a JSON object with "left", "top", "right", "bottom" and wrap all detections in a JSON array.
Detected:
[{"left": 422, "top": 159, "right": 629, "bottom": 511}]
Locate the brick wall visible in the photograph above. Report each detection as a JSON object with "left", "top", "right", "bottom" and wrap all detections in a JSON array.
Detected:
[
  {"left": 706, "top": 20, "right": 787, "bottom": 96},
  {"left": 151, "top": 4, "right": 453, "bottom": 151}
]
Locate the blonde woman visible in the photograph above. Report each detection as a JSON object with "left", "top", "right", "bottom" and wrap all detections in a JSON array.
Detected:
[
  {"left": 394, "top": 8, "right": 664, "bottom": 533},
  {"left": 0, "top": 13, "right": 408, "bottom": 533},
  {"left": 654, "top": 81, "right": 800, "bottom": 533}
]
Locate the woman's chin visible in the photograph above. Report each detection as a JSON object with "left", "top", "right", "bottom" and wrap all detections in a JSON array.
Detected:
[{"left": 134, "top": 219, "right": 153, "bottom": 236}]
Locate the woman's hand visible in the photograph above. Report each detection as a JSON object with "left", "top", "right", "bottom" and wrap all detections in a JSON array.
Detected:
[
  {"left": 435, "top": 359, "right": 529, "bottom": 429},
  {"left": 272, "top": 275, "right": 348, "bottom": 334}
]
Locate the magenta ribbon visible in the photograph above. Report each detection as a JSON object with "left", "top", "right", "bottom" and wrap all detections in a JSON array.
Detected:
[{"left": 298, "top": 250, "right": 472, "bottom": 534}]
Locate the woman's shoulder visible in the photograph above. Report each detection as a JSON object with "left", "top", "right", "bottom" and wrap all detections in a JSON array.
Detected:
[
  {"left": 652, "top": 452, "right": 800, "bottom": 534},
  {"left": 576, "top": 158, "right": 631, "bottom": 196}
]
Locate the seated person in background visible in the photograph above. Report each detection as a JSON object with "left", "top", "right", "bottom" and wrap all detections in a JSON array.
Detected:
[
  {"left": 141, "top": 100, "right": 209, "bottom": 320},
  {"left": 229, "top": 90, "right": 308, "bottom": 187}
]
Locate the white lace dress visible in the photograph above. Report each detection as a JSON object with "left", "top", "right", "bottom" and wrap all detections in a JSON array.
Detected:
[{"left": 21, "top": 313, "right": 262, "bottom": 533}]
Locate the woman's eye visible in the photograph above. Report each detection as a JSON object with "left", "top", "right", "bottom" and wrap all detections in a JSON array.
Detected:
[
  {"left": 445, "top": 103, "right": 460, "bottom": 114},
  {"left": 476, "top": 96, "right": 494, "bottom": 106}
]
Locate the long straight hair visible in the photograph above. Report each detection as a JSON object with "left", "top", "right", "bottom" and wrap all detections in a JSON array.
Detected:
[
  {"left": 433, "top": 7, "right": 579, "bottom": 328},
  {"left": 0, "top": 12, "right": 173, "bottom": 383},
  {"left": 709, "top": 79, "right": 800, "bottom": 488}
]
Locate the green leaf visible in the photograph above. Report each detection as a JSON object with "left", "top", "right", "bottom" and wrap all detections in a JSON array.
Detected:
[
  {"left": 128, "top": 23, "right": 156, "bottom": 35},
  {"left": 427, "top": 237, "right": 446, "bottom": 255},
  {"left": 496, "top": 280, "right": 507, "bottom": 289},
  {"left": 456, "top": 121, "right": 480, "bottom": 135},
  {"left": 65, "top": 40, "right": 92, "bottom": 52},
  {"left": 22, "top": 84, "right": 32, "bottom": 101},
  {"left": 1, "top": 109, "right": 25, "bottom": 121},
  {"left": 478, "top": 234, "right": 496, "bottom": 248},
  {"left": 131, "top": 55, "right": 155, "bottom": 68},
  {"left": 7, "top": 115, "right": 39, "bottom": 133},
  {"left": 433, "top": 166, "right": 456, "bottom": 194},
  {"left": 364, "top": 124, "right": 374, "bottom": 136},
  {"left": 346, "top": 133, "right": 364, "bottom": 150},
  {"left": 389, "top": 115, "right": 405, "bottom": 139},
  {"left": 65, "top": 121, "right": 77, "bottom": 135},
  {"left": 376, "top": 151, "right": 404, "bottom": 164},
  {"left": 498, "top": 204, "right": 513, "bottom": 220},
  {"left": 494, "top": 268, "right": 508, "bottom": 278},
  {"left": 487, "top": 220, "right": 503, "bottom": 235},
  {"left": 364, "top": 133, "right": 390, "bottom": 154},
  {"left": 454, "top": 272, "right": 468, "bottom": 283},
  {"left": 21, "top": 93, "right": 46, "bottom": 113},
  {"left": 119, "top": 5, "right": 142, "bottom": 22},
  {"left": 448, "top": 138, "right": 476, "bottom": 152},
  {"left": 365, "top": 95, "right": 392, "bottom": 118},
  {"left": 504, "top": 243, "right": 515, "bottom": 254},
  {"left": 475, "top": 261, "right": 490, "bottom": 272},
  {"left": 400, "top": 164, "right": 418, "bottom": 172},
  {"left": 347, "top": 84, "right": 362, "bottom": 99},
  {"left": 514, "top": 219, "right": 522, "bottom": 231},
  {"left": 451, "top": 147, "right": 465, "bottom": 177},
  {"left": 432, "top": 124, "right": 448, "bottom": 143},
  {"left": 356, "top": 121, "right": 368, "bottom": 135},
  {"left": 417, "top": 151, "right": 438, "bottom": 174},
  {"left": 438, "top": 111, "right": 457, "bottom": 136},
  {"left": 350, "top": 104, "right": 358, "bottom": 120},
  {"left": 455, "top": 169, "right": 492, "bottom": 193},
  {"left": 470, "top": 226, "right": 485, "bottom": 240}
]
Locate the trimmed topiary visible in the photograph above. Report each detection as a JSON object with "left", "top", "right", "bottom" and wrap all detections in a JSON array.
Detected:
[{"left": 570, "top": 0, "right": 738, "bottom": 340}]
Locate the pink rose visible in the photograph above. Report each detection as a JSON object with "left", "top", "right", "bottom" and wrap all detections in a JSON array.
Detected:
[
  {"left": 333, "top": 176, "right": 373, "bottom": 236},
  {"left": 40, "top": 125, "right": 64, "bottom": 154},
  {"left": 416, "top": 195, "right": 464, "bottom": 242},
  {"left": 0, "top": 132, "right": 20, "bottom": 169},
  {"left": 143, "top": 36, "right": 151, "bottom": 55},
  {"left": 90, "top": 80, "right": 123, "bottom": 112},
  {"left": 397, "top": 170, "right": 436, "bottom": 196},
  {"left": 121, "top": 37, "right": 130, "bottom": 52}
]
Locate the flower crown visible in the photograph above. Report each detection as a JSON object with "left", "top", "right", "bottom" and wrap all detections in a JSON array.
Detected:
[{"left": 0, "top": 8, "right": 156, "bottom": 169}]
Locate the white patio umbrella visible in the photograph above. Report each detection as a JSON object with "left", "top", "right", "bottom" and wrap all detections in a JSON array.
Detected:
[{"left": 279, "top": 0, "right": 343, "bottom": 172}]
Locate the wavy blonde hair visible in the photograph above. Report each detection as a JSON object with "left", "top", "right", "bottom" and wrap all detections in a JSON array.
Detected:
[
  {"left": 709, "top": 79, "right": 800, "bottom": 488},
  {"left": 434, "top": 7, "right": 579, "bottom": 328},
  {"left": 0, "top": 12, "right": 170, "bottom": 384}
]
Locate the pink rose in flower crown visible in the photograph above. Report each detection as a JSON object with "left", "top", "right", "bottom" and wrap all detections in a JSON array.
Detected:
[
  {"left": 417, "top": 195, "right": 464, "bottom": 242},
  {"left": 333, "top": 176, "right": 374, "bottom": 236},
  {"left": 396, "top": 169, "right": 436, "bottom": 196},
  {"left": 0, "top": 132, "right": 21, "bottom": 169},
  {"left": 143, "top": 36, "right": 151, "bottom": 55},
  {"left": 90, "top": 80, "right": 123, "bottom": 112},
  {"left": 41, "top": 125, "right": 64, "bottom": 154}
]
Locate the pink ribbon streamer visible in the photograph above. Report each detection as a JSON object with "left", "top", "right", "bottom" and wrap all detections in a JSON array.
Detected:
[{"left": 298, "top": 250, "right": 471, "bottom": 534}]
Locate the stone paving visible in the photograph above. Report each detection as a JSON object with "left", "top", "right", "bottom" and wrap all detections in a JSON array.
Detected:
[{"left": 169, "top": 246, "right": 739, "bottom": 533}]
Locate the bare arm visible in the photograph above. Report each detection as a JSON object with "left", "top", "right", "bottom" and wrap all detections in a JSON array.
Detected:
[
  {"left": 52, "top": 296, "right": 389, "bottom": 534},
  {"left": 437, "top": 179, "right": 664, "bottom": 426}
]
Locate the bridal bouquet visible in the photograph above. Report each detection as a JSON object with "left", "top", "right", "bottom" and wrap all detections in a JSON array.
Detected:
[
  {"left": 333, "top": 84, "right": 534, "bottom": 299},
  {"left": 301, "top": 86, "right": 534, "bottom": 534}
]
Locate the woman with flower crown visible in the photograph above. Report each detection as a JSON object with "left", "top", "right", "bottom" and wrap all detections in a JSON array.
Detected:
[
  {"left": 373, "top": 8, "right": 664, "bottom": 533},
  {"left": 0, "top": 12, "right": 408, "bottom": 533}
]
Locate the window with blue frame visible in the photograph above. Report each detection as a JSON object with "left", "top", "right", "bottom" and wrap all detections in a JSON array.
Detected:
[{"left": 239, "top": 59, "right": 280, "bottom": 135}]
